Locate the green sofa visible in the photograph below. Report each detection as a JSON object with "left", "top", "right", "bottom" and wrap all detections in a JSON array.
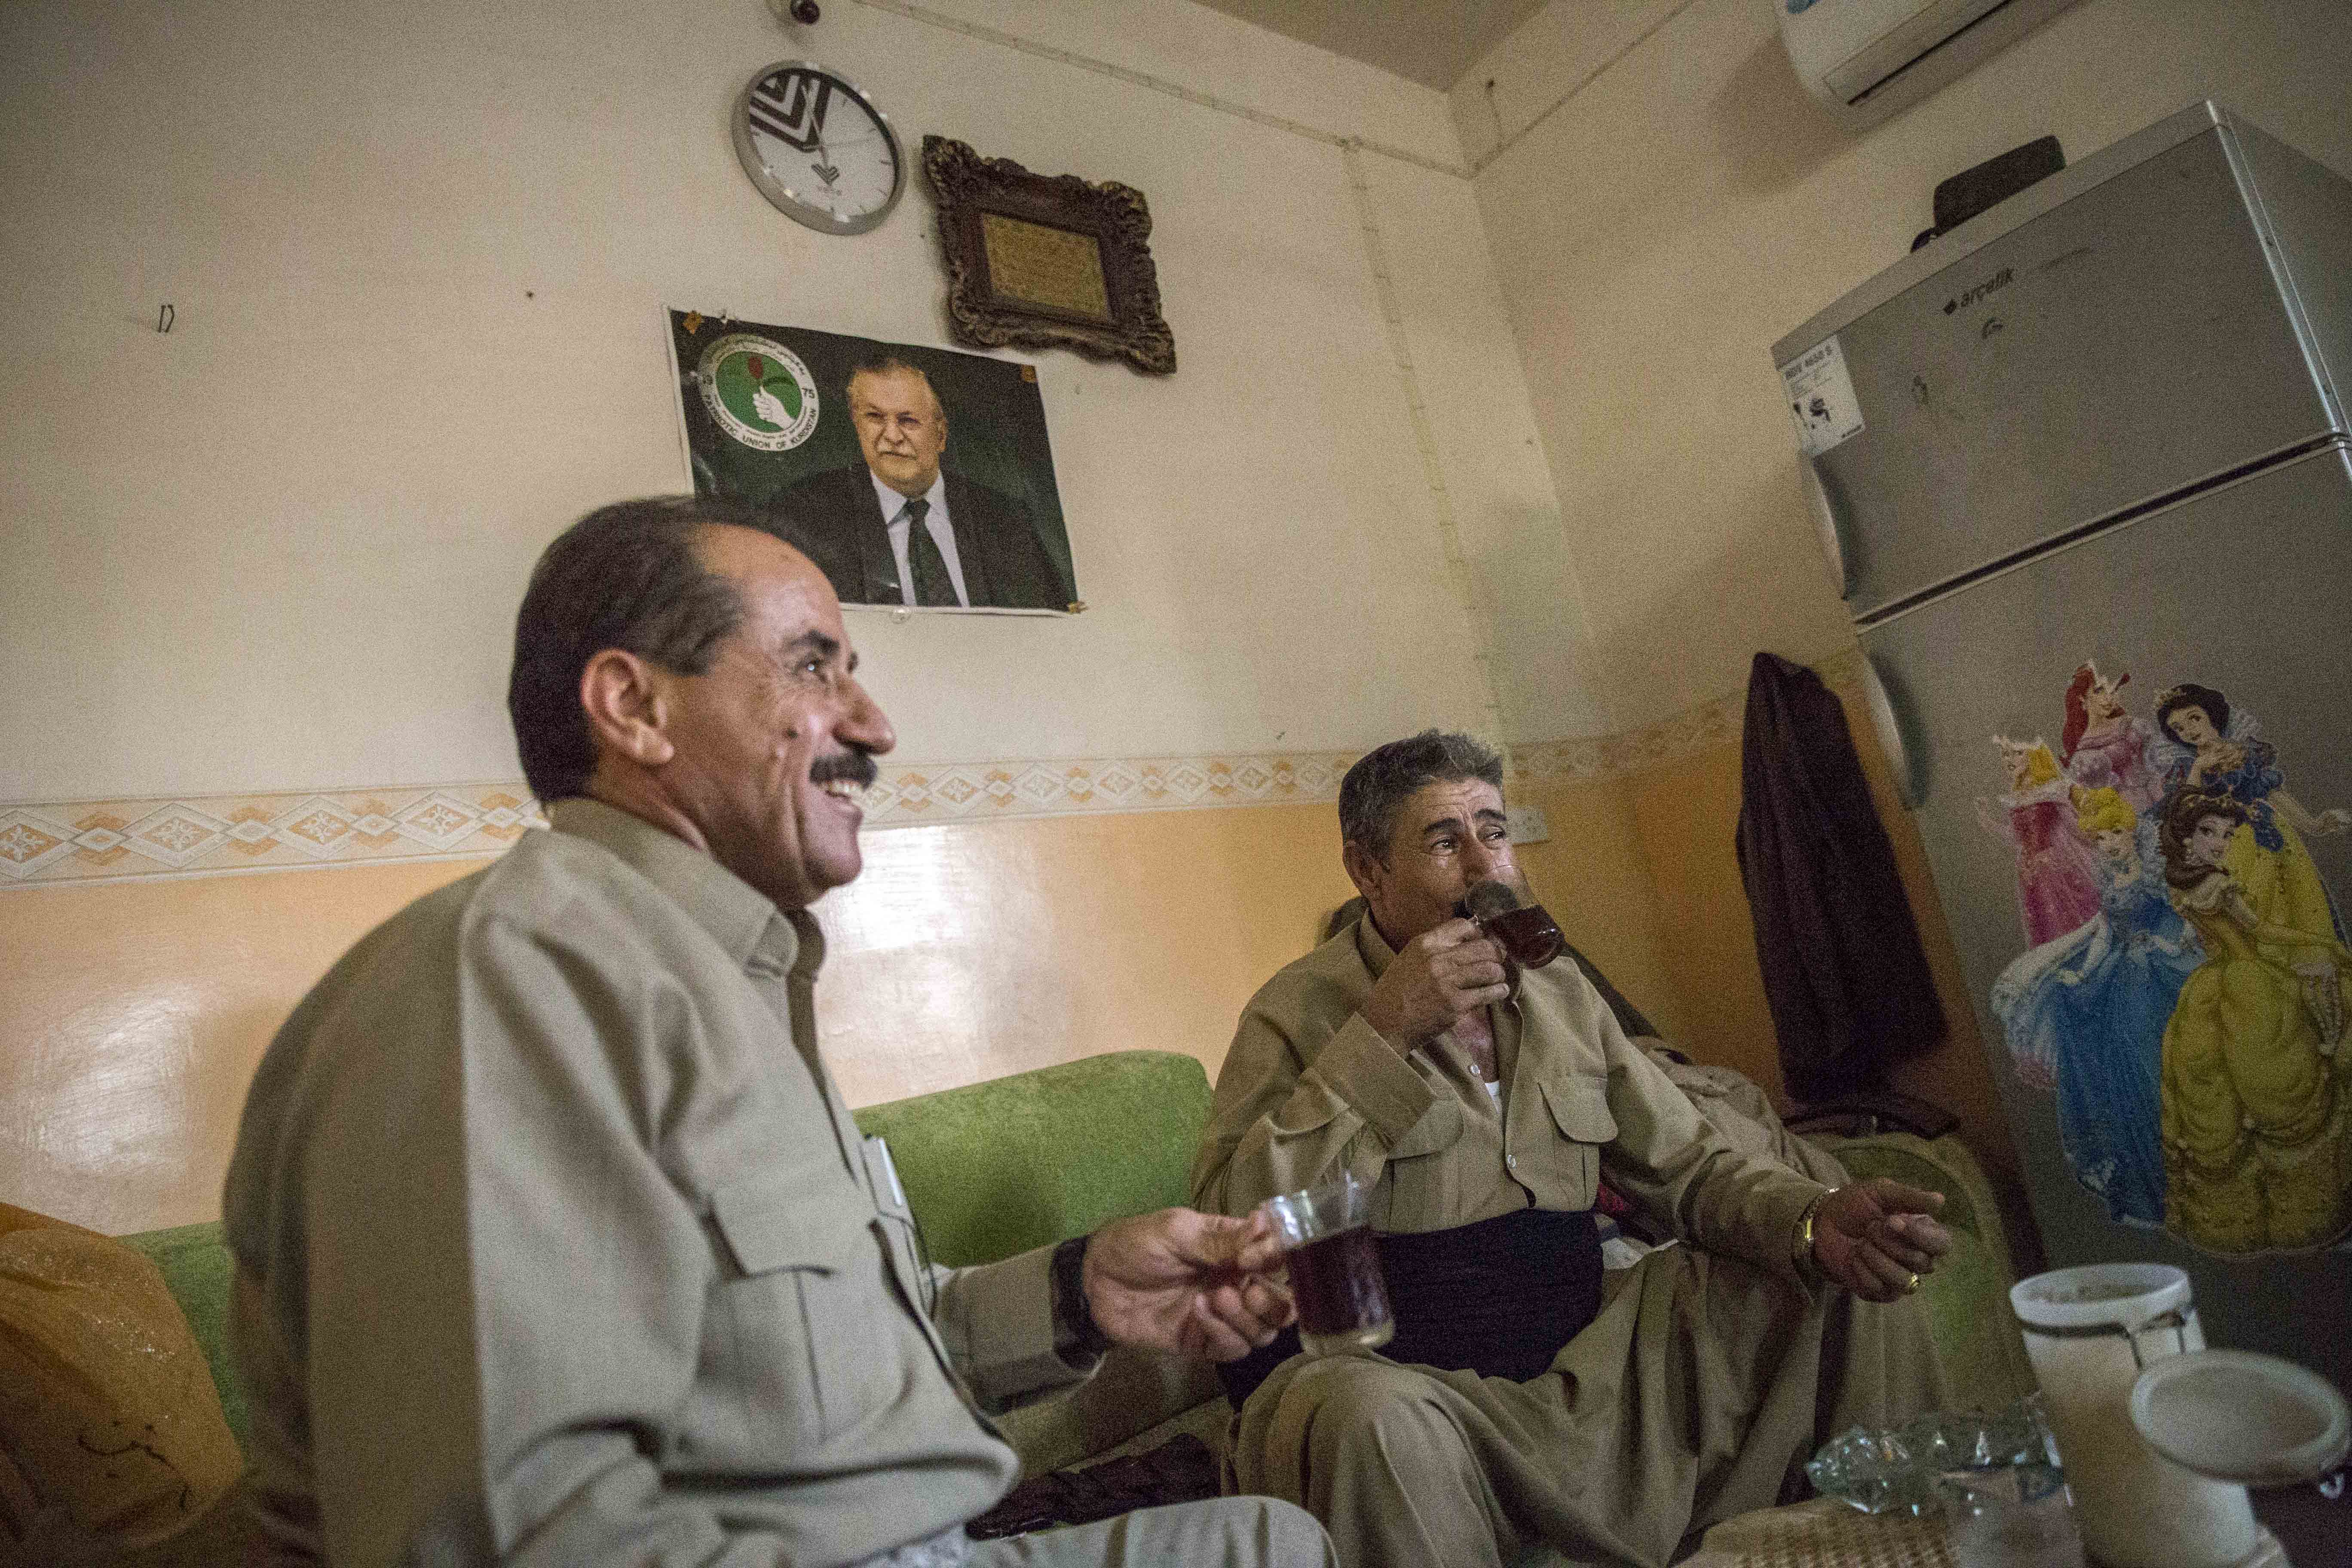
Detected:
[
  {"left": 117, "top": 1048, "right": 2034, "bottom": 1551},
  {"left": 120, "top": 1050, "right": 1239, "bottom": 1492}
]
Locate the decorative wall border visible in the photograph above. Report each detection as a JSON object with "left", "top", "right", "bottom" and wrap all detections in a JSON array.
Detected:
[
  {"left": 862, "top": 751, "right": 1357, "bottom": 826},
  {"left": 0, "top": 784, "right": 544, "bottom": 888},
  {"left": 1510, "top": 695, "right": 1741, "bottom": 784},
  {"left": 0, "top": 754, "right": 1358, "bottom": 889},
  {"left": 1510, "top": 647, "right": 1865, "bottom": 786},
  {"left": 2, "top": 654, "right": 1862, "bottom": 889}
]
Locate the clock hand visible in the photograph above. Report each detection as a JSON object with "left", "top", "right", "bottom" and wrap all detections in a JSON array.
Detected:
[{"left": 807, "top": 121, "right": 847, "bottom": 187}]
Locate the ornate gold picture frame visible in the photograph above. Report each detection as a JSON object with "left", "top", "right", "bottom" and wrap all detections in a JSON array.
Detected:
[{"left": 923, "top": 135, "right": 1176, "bottom": 376}]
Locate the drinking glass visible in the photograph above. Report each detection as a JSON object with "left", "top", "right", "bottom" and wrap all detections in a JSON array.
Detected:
[
  {"left": 1259, "top": 1174, "right": 1393, "bottom": 1357},
  {"left": 1475, "top": 901, "right": 1565, "bottom": 968}
]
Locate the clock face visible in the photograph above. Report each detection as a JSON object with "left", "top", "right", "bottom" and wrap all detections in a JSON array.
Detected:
[{"left": 732, "top": 62, "right": 904, "bottom": 236}]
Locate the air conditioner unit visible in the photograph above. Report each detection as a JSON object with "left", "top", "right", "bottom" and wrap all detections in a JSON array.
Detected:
[{"left": 1776, "top": 0, "right": 2083, "bottom": 126}]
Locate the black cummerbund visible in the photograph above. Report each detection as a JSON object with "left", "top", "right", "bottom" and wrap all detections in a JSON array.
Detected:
[{"left": 1217, "top": 1207, "right": 1602, "bottom": 1407}]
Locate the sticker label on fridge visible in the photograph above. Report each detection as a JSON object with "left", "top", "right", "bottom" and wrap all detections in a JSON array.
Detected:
[{"left": 1778, "top": 336, "right": 1865, "bottom": 457}]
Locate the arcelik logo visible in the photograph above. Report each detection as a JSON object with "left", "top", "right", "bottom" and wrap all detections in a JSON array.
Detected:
[{"left": 1944, "top": 266, "right": 2015, "bottom": 315}]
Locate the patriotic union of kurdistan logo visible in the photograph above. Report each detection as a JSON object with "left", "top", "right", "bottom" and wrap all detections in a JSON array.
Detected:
[{"left": 698, "top": 334, "right": 820, "bottom": 452}]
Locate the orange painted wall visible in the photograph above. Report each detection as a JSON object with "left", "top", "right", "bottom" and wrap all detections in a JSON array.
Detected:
[
  {"left": 0, "top": 858, "right": 485, "bottom": 1237},
  {"left": 1512, "top": 772, "right": 1685, "bottom": 1047},
  {"left": 811, "top": 805, "right": 1353, "bottom": 1109},
  {"left": 2, "top": 723, "right": 2035, "bottom": 1260},
  {"left": 0, "top": 805, "right": 1355, "bottom": 1236},
  {"left": 1623, "top": 735, "right": 2019, "bottom": 1182}
]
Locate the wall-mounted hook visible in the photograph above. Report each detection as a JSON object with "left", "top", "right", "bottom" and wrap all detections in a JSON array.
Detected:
[{"left": 156, "top": 303, "right": 175, "bottom": 334}]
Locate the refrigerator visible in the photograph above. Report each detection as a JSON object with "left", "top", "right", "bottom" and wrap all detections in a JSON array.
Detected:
[{"left": 1770, "top": 100, "right": 2352, "bottom": 1398}]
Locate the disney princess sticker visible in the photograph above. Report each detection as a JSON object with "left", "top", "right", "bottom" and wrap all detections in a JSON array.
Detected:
[
  {"left": 2156, "top": 788, "right": 2352, "bottom": 1252},
  {"left": 1978, "top": 737, "right": 2103, "bottom": 946},
  {"left": 1992, "top": 787, "right": 2197, "bottom": 1226},
  {"left": 2151, "top": 683, "right": 2352, "bottom": 942},
  {"left": 2062, "top": 663, "right": 2162, "bottom": 811},
  {"left": 1988, "top": 668, "right": 2352, "bottom": 1255}
]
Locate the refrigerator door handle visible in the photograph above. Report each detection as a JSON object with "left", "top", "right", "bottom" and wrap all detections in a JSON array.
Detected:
[
  {"left": 1802, "top": 458, "right": 1854, "bottom": 599},
  {"left": 1860, "top": 655, "right": 1923, "bottom": 808}
]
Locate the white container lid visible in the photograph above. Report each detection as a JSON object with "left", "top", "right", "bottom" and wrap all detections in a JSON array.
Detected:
[
  {"left": 2131, "top": 1349, "right": 2352, "bottom": 1486},
  {"left": 2011, "top": 1262, "right": 2191, "bottom": 1332}
]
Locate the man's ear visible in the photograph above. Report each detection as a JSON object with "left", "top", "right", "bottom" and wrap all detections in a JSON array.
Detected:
[
  {"left": 579, "top": 649, "right": 676, "bottom": 771},
  {"left": 1341, "top": 841, "right": 1383, "bottom": 905}
]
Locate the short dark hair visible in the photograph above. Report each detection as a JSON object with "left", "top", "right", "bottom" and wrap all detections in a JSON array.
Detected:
[
  {"left": 2156, "top": 682, "right": 2230, "bottom": 744},
  {"left": 507, "top": 496, "right": 790, "bottom": 803},
  {"left": 1338, "top": 730, "right": 1504, "bottom": 861}
]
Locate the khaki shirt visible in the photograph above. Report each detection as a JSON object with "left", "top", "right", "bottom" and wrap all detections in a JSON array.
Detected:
[
  {"left": 223, "top": 799, "right": 1084, "bottom": 1567},
  {"left": 1189, "top": 919, "right": 1822, "bottom": 1270}
]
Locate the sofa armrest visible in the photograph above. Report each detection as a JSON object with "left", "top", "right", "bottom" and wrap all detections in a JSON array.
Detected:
[{"left": 1820, "top": 1130, "right": 2036, "bottom": 1411}]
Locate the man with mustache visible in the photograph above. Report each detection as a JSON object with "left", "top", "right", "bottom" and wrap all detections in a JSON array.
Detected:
[
  {"left": 767, "top": 356, "right": 1070, "bottom": 611},
  {"left": 221, "top": 498, "right": 1326, "bottom": 1567},
  {"left": 1192, "top": 730, "right": 1954, "bottom": 1568}
]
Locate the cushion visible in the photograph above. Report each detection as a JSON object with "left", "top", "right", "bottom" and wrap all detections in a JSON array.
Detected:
[
  {"left": 851, "top": 1050, "right": 1213, "bottom": 1267},
  {"left": 851, "top": 1050, "right": 1225, "bottom": 1474},
  {"left": 0, "top": 1204, "right": 243, "bottom": 1559},
  {"left": 113, "top": 1223, "right": 246, "bottom": 1450}
]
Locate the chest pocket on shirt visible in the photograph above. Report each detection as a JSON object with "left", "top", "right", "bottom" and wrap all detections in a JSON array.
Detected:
[
  {"left": 1381, "top": 1097, "right": 1464, "bottom": 1230},
  {"left": 1531, "top": 1075, "right": 1617, "bottom": 1207},
  {"left": 710, "top": 1172, "right": 897, "bottom": 1446}
]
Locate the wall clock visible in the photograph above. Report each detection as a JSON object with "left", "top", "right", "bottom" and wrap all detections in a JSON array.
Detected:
[{"left": 732, "top": 61, "right": 905, "bottom": 235}]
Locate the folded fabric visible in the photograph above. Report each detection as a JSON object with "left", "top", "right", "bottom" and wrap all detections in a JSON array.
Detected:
[{"left": 0, "top": 1203, "right": 243, "bottom": 1561}]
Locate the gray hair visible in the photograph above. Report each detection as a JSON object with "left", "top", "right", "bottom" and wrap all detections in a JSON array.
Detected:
[
  {"left": 845, "top": 353, "right": 942, "bottom": 417},
  {"left": 1338, "top": 730, "right": 1504, "bottom": 862}
]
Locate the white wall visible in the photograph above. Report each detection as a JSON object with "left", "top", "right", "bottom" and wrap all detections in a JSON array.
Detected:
[
  {"left": 0, "top": 0, "right": 1592, "bottom": 805},
  {"left": 1454, "top": 0, "right": 2352, "bottom": 731}
]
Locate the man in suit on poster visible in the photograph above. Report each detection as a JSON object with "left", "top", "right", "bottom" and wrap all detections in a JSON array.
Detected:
[{"left": 766, "top": 355, "right": 1071, "bottom": 611}]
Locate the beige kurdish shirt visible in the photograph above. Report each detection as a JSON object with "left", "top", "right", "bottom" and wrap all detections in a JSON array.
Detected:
[
  {"left": 223, "top": 800, "right": 1086, "bottom": 1567},
  {"left": 1189, "top": 918, "right": 1825, "bottom": 1270}
]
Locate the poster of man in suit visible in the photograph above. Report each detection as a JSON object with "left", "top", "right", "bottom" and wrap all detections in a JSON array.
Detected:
[{"left": 669, "top": 309, "right": 1076, "bottom": 612}]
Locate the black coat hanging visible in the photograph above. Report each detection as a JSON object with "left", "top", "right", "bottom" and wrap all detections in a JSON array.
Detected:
[{"left": 1733, "top": 652, "right": 1946, "bottom": 1101}]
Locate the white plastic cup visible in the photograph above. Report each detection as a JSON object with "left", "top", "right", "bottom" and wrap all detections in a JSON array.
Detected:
[
  {"left": 2131, "top": 1348, "right": 2352, "bottom": 1487},
  {"left": 2011, "top": 1264, "right": 2257, "bottom": 1568}
]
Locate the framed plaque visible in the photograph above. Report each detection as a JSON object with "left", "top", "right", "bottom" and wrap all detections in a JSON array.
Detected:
[{"left": 923, "top": 135, "right": 1175, "bottom": 375}]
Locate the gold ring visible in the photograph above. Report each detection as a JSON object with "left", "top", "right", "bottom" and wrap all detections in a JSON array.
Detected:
[{"left": 1901, "top": 1272, "right": 1921, "bottom": 1295}]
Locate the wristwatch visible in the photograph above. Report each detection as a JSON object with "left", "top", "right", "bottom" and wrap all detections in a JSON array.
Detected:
[
  {"left": 1792, "top": 1187, "right": 1833, "bottom": 1280},
  {"left": 1051, "top": 1234, "right": 1115, "bottom": 1359}
]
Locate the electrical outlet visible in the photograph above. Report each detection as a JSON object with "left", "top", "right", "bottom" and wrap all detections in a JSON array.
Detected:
[{"left": 1505, "top": 805, "right": 1550, "bottom": 844}]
